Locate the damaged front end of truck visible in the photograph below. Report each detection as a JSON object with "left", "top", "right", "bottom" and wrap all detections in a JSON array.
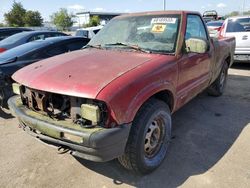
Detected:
[{"left": 8, "top": 84, "right": 131, "bottom": 162}]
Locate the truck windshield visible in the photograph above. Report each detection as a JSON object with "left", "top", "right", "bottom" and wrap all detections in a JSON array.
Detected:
[{"left": 89, "top": 15, "right": 180, "bottom": 54}]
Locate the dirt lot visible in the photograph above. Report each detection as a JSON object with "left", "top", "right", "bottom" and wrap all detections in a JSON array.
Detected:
[{"left": 0, "top": 64, "right": 249, "bottom": 188}]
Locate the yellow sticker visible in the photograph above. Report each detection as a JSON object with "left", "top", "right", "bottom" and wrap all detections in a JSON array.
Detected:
[{"left": 151, "top": 24, "right": 166, "bottom": 33}]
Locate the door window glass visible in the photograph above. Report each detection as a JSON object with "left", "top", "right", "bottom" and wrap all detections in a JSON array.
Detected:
[
  {"left": 29, "top": 34, "right": 45, "bottom": 41},
  {"left": 185, "top": 15, "right": 207, "bottom": 40}
]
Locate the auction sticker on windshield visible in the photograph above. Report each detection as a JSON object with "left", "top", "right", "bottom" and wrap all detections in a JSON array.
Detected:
[
  {"left": 151, "top": 24, "right": 167, "bottom": 33},
  {"left": 151, "top": 17, "right": 177, "bottom": 24}
]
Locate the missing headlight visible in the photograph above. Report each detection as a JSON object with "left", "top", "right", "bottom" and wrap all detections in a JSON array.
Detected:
[{"left": 81, "top": 104, "right": 100, "bottom": 124}]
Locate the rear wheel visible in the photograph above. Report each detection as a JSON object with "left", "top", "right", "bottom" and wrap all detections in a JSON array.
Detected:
[
  {"left": 207, "top": 62, "right": 229, "bottom": 97},
  {"left": 118, "top": 98, "right": 172, "bottom": 174}
]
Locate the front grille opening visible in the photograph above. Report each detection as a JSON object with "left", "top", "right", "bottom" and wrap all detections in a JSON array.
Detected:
[
  {"left": 20, "top": 86, "right": 71, "bottom": 120},
  {"left": 19, "top": 86, "right": 108, "bottom": 127}
]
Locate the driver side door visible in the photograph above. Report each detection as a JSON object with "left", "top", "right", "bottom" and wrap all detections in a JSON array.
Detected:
[{"left": 176, "top": 14, "right": 212, "bottom": 108}]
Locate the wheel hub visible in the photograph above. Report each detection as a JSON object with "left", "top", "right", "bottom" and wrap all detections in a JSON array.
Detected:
[{"left": 144, "top": 118, "right": 164, "bottom": 158}]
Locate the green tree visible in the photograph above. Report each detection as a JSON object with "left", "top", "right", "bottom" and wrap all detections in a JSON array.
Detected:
[
  {"left": 51, "top": 8, "right": 73, "bottom": 31},
  {"left": 243, "top": 10, "right": 250, "bottom": 15},
  {"left": 86, "top": 16, "right": 100, "bottom": 27},
  {"left": 0, "top": 23, "right": 5, "bottom": 27},
  {"left": 24, "top": 10, "right": 43, "bottom": 26},
  {"left": 225, "top": 11, "right": 240, "bottom": 18},
  {"left": 4, "top": 1, "right": 26, "bottom": 27}
]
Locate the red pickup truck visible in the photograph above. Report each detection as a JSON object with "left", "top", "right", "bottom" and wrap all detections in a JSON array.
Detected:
[{"left": 8, "top": 11, "right": 235, "bottom": 174}]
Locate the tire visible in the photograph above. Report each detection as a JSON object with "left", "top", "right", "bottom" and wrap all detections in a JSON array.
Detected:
[
  {"left": 118, "top": 98, "right": 172, "bottom": 174},
  {"left": 207, "top": 62, "right": 229, "bottom": 97},
  {"left": 0, "top": 89, "right": 7, "bottom": 109}
]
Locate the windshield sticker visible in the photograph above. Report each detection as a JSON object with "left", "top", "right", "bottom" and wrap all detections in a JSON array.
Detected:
[
  {"left": 151, "top": 24, "right": 167, "bottom": 33},
  {"left": 151, "top": 17, "right": 177, "bottom": 24}
]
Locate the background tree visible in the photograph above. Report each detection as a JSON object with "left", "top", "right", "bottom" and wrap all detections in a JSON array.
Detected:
[
  {"left": 243, "top": 10, "right": 250, "bottom": 15},
  {"left": 51, "top": 8, "right": 73, "bottom": 31},
  {"left": 4, "top": 1, "right": 26, "bottom": 26},
  {"left": 0, "top": 23, "right": 5, "bottom": 27},
  {"left": 85, "top": 16, "right": 101, "bottom": 27},
  {"left": 24, "top": 10, "right": 43, "bottom": 26}
]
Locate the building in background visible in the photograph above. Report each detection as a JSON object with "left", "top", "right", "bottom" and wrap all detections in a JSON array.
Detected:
[{"left": 73, "top": 11, "right": 123, "bottom": 28}]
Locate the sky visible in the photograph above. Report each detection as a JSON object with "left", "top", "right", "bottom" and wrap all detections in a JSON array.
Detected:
[{"left": 0, "top": 0, "right": 249, "bottom": 23}]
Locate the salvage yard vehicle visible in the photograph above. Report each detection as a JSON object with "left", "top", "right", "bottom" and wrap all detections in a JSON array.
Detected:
[
  {"left": 75, "top": 26, "right": 103, "bottom": 39},
  {"left": 219, "top": 16, "right": 250, "bottom": 63},
  {"left": 203, "top": 10, "right": 218, "bottom": 23},
  {"left": 0, "top": 31, "right": 68, "bottom": 53},
  {"left": 0, "top": 27, "right": 33, "bottom": 42},
  {"left": 207, "top": 20, "right": 224, "bottom": 37},
  {"left": 0, "top": 36, "right": 90, "bottom": 108},
  {"left": 8, "top": 11, "right": 235, "bottom": 174}
]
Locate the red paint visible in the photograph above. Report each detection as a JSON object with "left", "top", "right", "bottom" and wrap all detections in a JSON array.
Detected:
[
  {"left": 12, "top": 11, "right": 235, "bottom": 125},
  {"left": 0, "top": 48, "right": 6, "bottom": 53},
  {"left": 218, "top": 22, "right": 226, "bottom": 39},
  {"left": 13, "top": 49, "right": 157, "bottom": 99}
]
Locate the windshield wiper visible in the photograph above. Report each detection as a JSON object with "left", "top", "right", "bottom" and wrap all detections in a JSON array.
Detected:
[{"left": 104, "top": 42, "right": 151, "bottom": 53}]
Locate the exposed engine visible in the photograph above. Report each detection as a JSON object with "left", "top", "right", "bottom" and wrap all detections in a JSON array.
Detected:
[{"left": 20, "top": 86, "right": 108, "bottom": 127}]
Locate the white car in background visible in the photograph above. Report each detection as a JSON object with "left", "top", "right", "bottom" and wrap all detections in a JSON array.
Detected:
[
  {"left": 219, "top": 16, "right": 250, "bottom": 63},
  {"left": 207, "top": 20, "right": 224, "bottom": 37},
  {"left": 75, "top": 26, "right": 103, "bottom": 39}
]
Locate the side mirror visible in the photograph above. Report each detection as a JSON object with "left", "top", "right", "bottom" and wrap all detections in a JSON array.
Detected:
[{"left": 185, "top": 38, "right": 208, "bottom": 54}]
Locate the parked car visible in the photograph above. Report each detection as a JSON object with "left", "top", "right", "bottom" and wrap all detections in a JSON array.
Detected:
[
  {"left": 75, "top": 26, "right": 103, "bottom": 39},
  {"left": 203, "top": 17, "right": 214, "bottom": 23},
  {"left": 219, "top": 16, "right": 250, "bottom": 63},
  {"left": 0, "top": 31, "right": 68, "bottom": 53},
  {"left": 0, "top": 27, "right": 33, "bottom": 42},
  {"left": 0, "top": 36, "right": 90, "bottom": 108},
  {"left": 207, "top": 20, "right": 224, "bottom": 37},
  {"left": 8, "top": 11, "right": 235, "bottom": 174},
  {"left": 203, "top": 10, "right": 218, "bottom": 23}
]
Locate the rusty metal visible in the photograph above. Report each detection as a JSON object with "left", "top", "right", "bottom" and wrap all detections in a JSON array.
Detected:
[
  {"left": 32, "top": 90, "right": 48, "bottom": 111},
  {"left": 21, "top": 87, "right": 48, "bottom": 112}
]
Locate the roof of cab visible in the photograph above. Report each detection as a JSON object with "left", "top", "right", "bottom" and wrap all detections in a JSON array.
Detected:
[{"left": 116, "top": 10, "right": 201, "bottom": 18}]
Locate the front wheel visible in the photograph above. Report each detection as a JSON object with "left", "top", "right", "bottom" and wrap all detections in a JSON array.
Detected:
[
  {"left": 118, "top": 98, "right": 172, "bottom": 174},
  {"left": 207, "top": 62, "right": 229, "bottom": 97}
]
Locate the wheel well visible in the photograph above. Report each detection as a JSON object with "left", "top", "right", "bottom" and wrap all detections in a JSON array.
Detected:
[{"left": 151, "top": 90, "right": 174, "bottom": 112}]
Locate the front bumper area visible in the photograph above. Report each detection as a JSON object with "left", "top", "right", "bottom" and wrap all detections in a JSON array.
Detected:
[{"left": 8, "top": 96, "right": 131, "bottom": 162}]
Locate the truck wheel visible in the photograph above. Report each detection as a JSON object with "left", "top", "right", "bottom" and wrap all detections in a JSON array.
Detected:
[
  {"left": 118, "top": 98, "right": 172, "bottom": 174},
  {"left": 207, "top": 63, "right": 229, "bottom": 97}
]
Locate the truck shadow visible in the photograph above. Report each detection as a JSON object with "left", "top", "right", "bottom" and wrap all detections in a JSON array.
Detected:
[
  {"left": 231, "top": 62, "right": 250, "bottom": 70},
  {"left": 76, "top": 72, "right": 250, "bottom": 187}
]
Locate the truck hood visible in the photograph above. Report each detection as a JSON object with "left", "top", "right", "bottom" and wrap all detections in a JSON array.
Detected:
[{"left": 13, "top": 49, "right": 158, "bottom": 98}]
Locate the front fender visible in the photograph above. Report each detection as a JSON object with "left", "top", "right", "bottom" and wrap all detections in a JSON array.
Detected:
[
  {"left": 97, "top": 58, "right": 178, "bottom": 125},
  {"left": 125, "top": 80, "right": 176, "bottom": 123}
]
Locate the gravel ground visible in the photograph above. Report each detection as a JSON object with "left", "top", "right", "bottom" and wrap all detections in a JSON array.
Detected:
[{"left": 0, "top": 64, "right": 249, "bottom": 188}]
